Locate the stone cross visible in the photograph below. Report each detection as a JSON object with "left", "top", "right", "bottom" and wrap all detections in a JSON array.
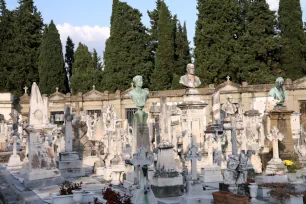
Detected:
[
  {"left": 267, "top": 126, "right": 284, "bottom": 159},
  {"left": 12, "top": 136, "right": 17, "bottom": 155},
  {"left": 231, "top": 117, "right": 238, "bottom": 155},
  {"left": 226, "top": 76, "right": 230, "bottom": 81},
  {"left": 131, "top": 147, "right": 154, "bottom": 190},
  {"left": 64, "top": 107, "right": 73, "bottom": 152},
  {"left": 24, "top": 86, "right": 28, "bottom": 95},
  {"left": 186, "top": 145, "right": 201, "bottom": 180}
]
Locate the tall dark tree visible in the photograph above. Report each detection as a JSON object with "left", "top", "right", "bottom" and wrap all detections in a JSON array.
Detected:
[
  {"left": 151, "top": 1, "right": 175, "bottom": 90},
  {"left": 38, "top": 20, "right": 65, "bottom": 94},
  {"left": 103, "top": 0, "right": 153, "bottom": 92},
  {"left": 7, "top": 0, "right": 44, "bottom": 96},
  {"left": 0, "top": 0, "right": 12, "bottom": 91},
  {"left": 64, "top": 36, "right": 74, "bottom": 93},
  {"left": 278, "top": 0, "right": 306, "bottom": 79},
  {"left": 194, "top": 0, "right": 242, "bottom": 85},
  {"left": 172, "top": 21, "right": 191, "bottom": 89},
  {"left": 92, "top": 49, "right": 102, "bottom": 70},
  {"left": 70, "top": 43, "right": 96, "bottom": 93},
  {"left": 238, "top": 0, "right": 280, "bottom": 84},
  {"left": 147, "top": 0, "right": 162, "bottom": 57}
]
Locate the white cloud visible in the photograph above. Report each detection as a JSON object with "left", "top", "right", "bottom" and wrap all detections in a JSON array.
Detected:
[
  {"left": 266, "top": 0, "right": 279, "bottom": 11},
  {"left": 56, "top": 23, "right": 110, "bottom": 56}
]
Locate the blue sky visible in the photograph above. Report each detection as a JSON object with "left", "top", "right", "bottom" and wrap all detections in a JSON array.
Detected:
[{"left": 6, "top": 0, "right": 306, "bottom": 55}]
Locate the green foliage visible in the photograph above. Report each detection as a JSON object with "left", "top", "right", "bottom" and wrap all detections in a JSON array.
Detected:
[
  {"left": 278, "top": 0, "right": 306, "bottom": 80},
  {"left": 92, "top": 49, "right": 102, "bottom": 70},
  {"left": 70, "top": 43, "right": 98, "bottom": 93},
  {"left": 194, "top": 0, "right": 242, "bottom": 85},
  {"left": 103, "top": 0, "right": 153, "bottom": 92},
  {"left": 151, "top": 1, "right": 174, "bottom": 90},
  {"left": 238, "top": 0, "right": 280, "bottom": 84},
  {"left": 38, "top": 20, "right": 65, "bottom": 94},
  {"left": 0, "top": 0, "right": 43, "bottom": 96},
  {"left": 147, "top": 0, "right": 162, "bottom": 57},
  {"left": 65, "top": 36, "right": 74, "bottom": 93}
]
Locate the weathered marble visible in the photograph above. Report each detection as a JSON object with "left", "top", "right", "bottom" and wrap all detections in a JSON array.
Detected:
[{"left": 179, "top": 64, "right": 201, "bottom": 88}]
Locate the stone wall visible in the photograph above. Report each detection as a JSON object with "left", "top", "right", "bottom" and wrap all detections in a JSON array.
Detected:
[{"left": 7, "top": 76, "right": 306, "bottom": 123}]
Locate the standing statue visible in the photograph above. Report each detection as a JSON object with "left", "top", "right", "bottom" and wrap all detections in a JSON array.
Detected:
[
  {"left": 128, "top": 75, "right": 150, "bottom": 153},
  {"left": 179, "top": 63, "right": 201, "bottom": 88},
  {"left": 269, "top": 77, "right": 286, "bottom": 107}
]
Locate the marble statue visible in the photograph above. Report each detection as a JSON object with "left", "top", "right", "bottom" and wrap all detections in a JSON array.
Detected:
[
  {"left": 223, "top": 154, "right": 240, "bottom": 185},
  {"left": 236, "top": 151, "right": 248, "bottom": 184},
  {"left": 128, "top": 76, "right": 150, "bottom": 153},
  {"left": 268, "top": 77, "right": 287, "bottom": 107},
  {"left": 179, "top": 63, "right": 201, "bottom": 88},
  {"left": 221, "top": 95, "right": 237, "bottom": 117}
]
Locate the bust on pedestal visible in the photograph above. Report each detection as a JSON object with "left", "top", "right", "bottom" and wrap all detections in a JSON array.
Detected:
[{"left": 128, "top": 75, "right": 150, "bottom": 154}]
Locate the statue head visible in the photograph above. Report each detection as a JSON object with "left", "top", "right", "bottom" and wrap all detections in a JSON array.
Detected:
[
  {"left": 133, "top": 75, "right": 143, "bottom": 88},
  {"left": 275, "top": 77, "right": 284, "bottom": 89},
  {"left": 226, "top": 95, "right": 233, "bottom": 103},
  {"left": 186, "top": 63, "right": 195, "bottom": 75}
]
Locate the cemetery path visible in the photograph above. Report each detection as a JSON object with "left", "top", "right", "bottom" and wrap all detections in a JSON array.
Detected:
[{"left": 0, "top": 166, "right": 44, "bottom": 204}]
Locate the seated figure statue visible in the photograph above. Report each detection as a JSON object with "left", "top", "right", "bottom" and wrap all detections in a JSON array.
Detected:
[
  {"left": 269, "top": 77, "right": 286, "bottom": 107},
  {"left": 179, "top": 63, "right": 201, "bottom": 88}
]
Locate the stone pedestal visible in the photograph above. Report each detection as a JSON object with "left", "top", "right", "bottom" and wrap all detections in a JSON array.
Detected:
[
  {"left": 269, "top": 108, "right": 294, "bottom": 152},
  {"left": 200, "top": 166, "right": 223, "bottom": 183},
  {"left": 7, "top": 155, "right": 22, "bottom": 170},
  {"left": 151, "top": 143, "right": 184, "bottom": 198},
  {"left": 56, "top": 152, "right": 85, "bottom": 178},
  {"left": 265, "top": 158, "right": 286, "bottom": 175}
]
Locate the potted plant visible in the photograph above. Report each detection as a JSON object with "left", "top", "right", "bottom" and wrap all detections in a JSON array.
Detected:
[
  {"left": 257, "top": 183, "right": 294, "bottom": 199},
  {"left": 284, "top": 160, "right": 297, "bottom": 182},
  {"left": 268, "top": 188, "right": 303, "bottom": 204},
  {"left": 94, "top": 184, "right": 132, "bottom": 204}
]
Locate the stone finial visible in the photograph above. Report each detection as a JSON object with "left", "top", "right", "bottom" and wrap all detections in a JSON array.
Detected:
[
  {"left": 226, "top": 76, "right": 230, "bottom": 82},
  {"left": 92, "top": 85, "right": 95, "bottom": 90},
  {"left": 55, "top": 87, "right": 59, "bottom": 93},
  {"left": 131, "top": 82, "right": 134, "bottom": 89},
  {"left": 24, "top": 86, "right": 28, "bottom": 95}
]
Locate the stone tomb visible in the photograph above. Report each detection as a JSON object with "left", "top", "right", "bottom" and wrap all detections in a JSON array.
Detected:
[{"left": 56, "top": 152, "right": 85, "bottom": 177}]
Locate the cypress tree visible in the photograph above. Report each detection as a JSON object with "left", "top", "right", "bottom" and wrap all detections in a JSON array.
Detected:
[
  {"left": 7, "top": 0, "right": 43, "bottom": 96},
  {"left": 70, "top": 43, "right": 96, "bottom": 93},
  {"left": 0, "top": 0, "right": 12, "bottom": 91},
  {"left": 238, "top": 0, "right": 280, "bottom": 84},
  {"left": 151, "top": 1, "right": 175, "bottom": 90},
  {"left": 278, "top": 0, "right": 306, "bottom": 79},
  {"left": 65, "top": 36, "right": 74, "bottom": 93},
  {"left": 172, "top": 21, "right": 191, "bottom": 89},
  {"left": 147, "top": 0, "right": 162, "bottom": 57},
  {"left": 194, "top": 0, "right": 242, "bottom": 85},
  {"left": 38, "top": 20, "right": 65, "bottom": 94},
  {"left": 92, "top": 49, "right": 102, "bottom": 69},
  {"left": 103, "top": 0, "right": 153, "bottom": 92}
]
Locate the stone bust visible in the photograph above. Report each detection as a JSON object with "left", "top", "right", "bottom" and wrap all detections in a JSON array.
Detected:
[
  {"left": 221, "top": 95, "right": 237, "bottom": 117},
  {"left": 269, "top": 77, "right": 286, "bottom": 106},
  {"left": 128, "top": 75, "right": 149, "bottom": 110},
  {"left": 179, "top": 63, "right": 201, "bottom": 88}
]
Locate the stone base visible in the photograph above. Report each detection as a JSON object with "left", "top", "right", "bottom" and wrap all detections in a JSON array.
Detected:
[
  {"left": 255, "top": 175, "right": 288, "bottom": 183},
  {"left": 7, "top": 155, "right": 22, "bottom": 170},
  {"left": 23, "top": 175, "right": 64, "bottom": 189},
  {"left": 82, "top": 156, "right": 100, "bottom": 166},
  {"left": 96, "top": 164, "right": 125, "bottom": 182},
  {"left": 200, "top": 166, "right": 223, "bottom": 183},
  {"left": 24, "top": 169, "right": 62, "bottom": 181},
  {"left": 265, "top": 158, "right": 286, "bottom": 175},
  {"left": 60, "top": 168, "right": 85, "bottom": 178},
  {"left": 151, "top": 174, "right": 184, "bottom": 198}
]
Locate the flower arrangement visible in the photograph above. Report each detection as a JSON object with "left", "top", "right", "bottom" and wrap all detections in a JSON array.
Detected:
[
  {"left": 283, "top": 160, "right": 297, "bottom": 173},
  {"left": 59, "top": 181, "right": 83, "bottom": 195},
  {"left": 94, "top": 184, "right": 131, "bottom": 204},
  {"left": 269, "top": 188, "right": 303, "bottom": 201}
]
